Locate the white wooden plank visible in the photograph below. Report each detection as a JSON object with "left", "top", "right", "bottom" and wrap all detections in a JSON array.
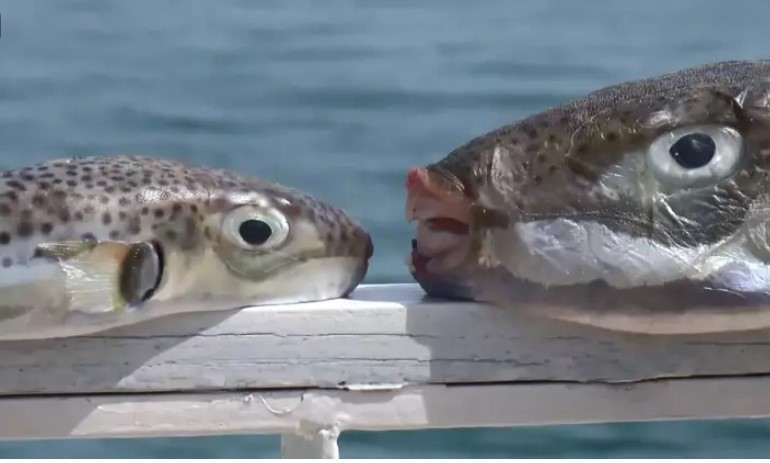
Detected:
[
  {"left": 3, "top": 284, "right": 770, "bottom": 395},
  {"left": 1, "top": 377, "right": 770, "bottom": 441}
]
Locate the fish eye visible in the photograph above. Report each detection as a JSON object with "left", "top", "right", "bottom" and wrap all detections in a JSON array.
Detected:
[
  {"left": 239, "top": 219, "right": 273, "bottom": 246},
  {"left": 669, "top": 133, "right": 715, "bottom": 169},
  {"left": 647, "top": 125, "right": 744, "bottom": 188},
  {"left": 224, "top": 206, "right": 289, "bottom": 250}
]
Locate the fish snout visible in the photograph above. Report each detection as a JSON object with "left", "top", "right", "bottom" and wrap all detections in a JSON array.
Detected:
[{"left": 300, "top": 200, "right": 373, "bottom": 296}]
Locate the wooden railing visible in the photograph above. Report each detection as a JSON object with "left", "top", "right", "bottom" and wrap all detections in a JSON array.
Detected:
[{"left": 1, "top": 284, "right": 770, "bottom": 458}]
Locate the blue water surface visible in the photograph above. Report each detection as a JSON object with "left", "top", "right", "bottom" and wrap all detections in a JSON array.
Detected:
[{"left": 1, "top": 0, "right": 769, "bottom": 457}]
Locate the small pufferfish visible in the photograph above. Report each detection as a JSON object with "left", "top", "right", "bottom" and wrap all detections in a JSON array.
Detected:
[{"left": 0, "top": 155, "right": 373, "bottom": 340}]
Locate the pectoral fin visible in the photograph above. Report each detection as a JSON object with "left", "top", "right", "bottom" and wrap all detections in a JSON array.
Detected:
[{"left": 34, "top": 240, "right": 161, "bottom": 315}]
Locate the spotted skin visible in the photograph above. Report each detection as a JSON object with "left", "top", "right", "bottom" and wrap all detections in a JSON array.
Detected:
[
  {"left": 0, "top": 155, "right": 368, "bottom": 266},
  {"left": 0, "top": 155, "right": 372, "bottom": 339}
]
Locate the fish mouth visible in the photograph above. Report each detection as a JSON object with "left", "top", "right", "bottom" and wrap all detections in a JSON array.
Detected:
[{"left": 406, "top": 166, "right": 473, "bottom": 277}]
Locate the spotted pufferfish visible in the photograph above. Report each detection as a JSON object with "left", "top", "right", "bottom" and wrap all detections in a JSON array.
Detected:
[
  {"left": 407, "top": 59, "right": 770, "bottom": 335},
  {"left": 0, "top": 155, "right": 373, "bottom": 340}
]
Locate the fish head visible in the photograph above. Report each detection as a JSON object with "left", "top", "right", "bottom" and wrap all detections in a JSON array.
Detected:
[
  {"left": 155, "top": 179, "right": 373, "bottom": 307},
  {"left": 406, "top": 60, "right": 770, "bottom": 333}
]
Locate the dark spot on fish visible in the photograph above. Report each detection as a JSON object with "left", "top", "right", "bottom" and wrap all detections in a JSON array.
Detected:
[
  {"left": 141, "top": 207, "right": 149, "bottom": 215},
  {"left": 204, "top": 226, "right": 211, "bottom": 240},
  {"left": 84, "top": 204, "right": 95, "bottom": 214},
  {"left": 0, "top": 204, "right": 9, "bottom": 216},
  {"left": 82, "top": 166, "right": 93, "bottom": 173},
  {"left": 40, "top": 222, "right": 53, "bottom": 235},
  {"left": 565, "top": 156, "right": 600, "bottom": 182},
  {"left": 190, "top": 204, "right": 198, "bottom": 213},
  {"left": 74, "top": 211, "right": 84, "bottom": 221},
  {"left": 81, "top": 232, "right": 96, "bottom": 241},
  {"left": 128, "top": 181, "right": 138, "bottom": 188},
  {"left": 102, "top": 212, "right": 112, "bottom": 225},
  {"left": 38, "top": 182, "right": 50, "bottom": 190},
  {"left": 559, "top": 115, "right": 569, "bottom": 125},
  {"left": 52, "top": 178, "right": 63, "bottom": 185},
  {"left": 58, "top": 210, "right": 71, "bottom": 223},
  {"left": 109, "top": 230, "right": 120, "bottom": 239},
  {"left": 1, "top": 257, "right": 12, "bottom": 268},
  {"left": 97, "top": 180, "right": 107, "bottom": 187},
  {"left": 40, "top": 172, "right": 54, "bottom": 179},
  {"left": 21, "top": 174, "right": 35, "bottom": 182},
  {"left": 165, "top": 230, "right": 178, "bottom": 241},
  {"left": 576, "top": 143, "right": 588, "bottom": 154},
  {"left": 548, "top": 165, "right": 558, "bottom": 174},
  {"left": 20, "top": 209, "right": 32, "bottom": 219},
  {"left": 17, "top": 222, "right": 33, "bottom": 237},
  {"left": 118, "top": 211, "right": 127, "bottom": 221},
  {"left": 65, "top": 170, "right": 77, "bottom": 177},
  {"left": 154, "top": 209, "right": 164, "bottom": 219},
  {"left": 526, "top": 145, "right": 540, "bottom": 154},
  {"left": 118, "top": 197, "right": 130, "bottom": 207},
  {"left": 128, "top": 217, "right": 141, "bottom": 235},
  {"left": 142, "top": 177, "right": 152, "bottom": 185},
  {"left": 105, "top": 186, "right": 115, "bottom": 193},
  {"left": 52, "top": 190, "right": 66, "bottom": 200},
  {"left": 0, "top": 232, "right": 9, "bottom": 245},
  {"left": 100, "top": 196, "right": 110, "bottom": 205},
  {"left": 66, "top": 179, "right": 77, "bottom": 187},
  {"left": 36, "top": 165, "right": 48, "bottom": 172},
  {"left": 85, "top": 183, "right": 94, "bottom": 189},
  {"left": 4, "top": 192, "right": 17, "bottom": 203},
  {"left": 172, "top": 203, "right": 182, "bottom": 215},
  {"left": 537, "top": 154, "right": 547, "bottom": 163},
  {"left": 606, "top": 131, "right": 618, "bottom": 142},
  {"left": 533, "top": 175, "right": 542, "bottom": 185},
  {"left": 547, "top": 134, "right": 558, "bottom": 143},
  {"left": 539, "top": 120, "right": 550, "bottom": 129},
  {"left": 6, "top": 180, "right": 26, "bottom": 191}
]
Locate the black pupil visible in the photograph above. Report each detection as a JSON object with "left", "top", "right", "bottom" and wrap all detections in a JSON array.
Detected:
[
  {"left": 668, "top": 133, "right": 716, "bottom": 169},
  {"left": 239, "top": 219, "right": 273, "bottom": 246}
]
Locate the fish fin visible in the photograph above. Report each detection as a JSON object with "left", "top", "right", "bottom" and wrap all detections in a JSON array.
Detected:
[{"left": 34, "top": 240, "right": 161, "bottom": 315}]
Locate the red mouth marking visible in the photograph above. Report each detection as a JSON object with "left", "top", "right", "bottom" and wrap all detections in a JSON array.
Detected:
[{"left": 406, "top": 166, "right": 471, "bottom": 274}]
